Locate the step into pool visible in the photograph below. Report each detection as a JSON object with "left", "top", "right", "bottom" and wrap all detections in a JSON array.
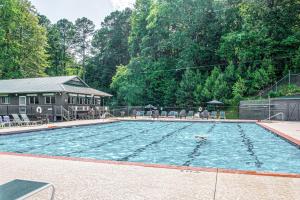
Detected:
[{"left": 0, "top": 121, "right": 299, "bottom": 174}]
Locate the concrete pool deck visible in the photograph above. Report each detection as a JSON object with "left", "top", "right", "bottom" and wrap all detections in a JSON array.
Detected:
[
  {"left": 0, "top": 154, "right": 300, "bottom": 200},
  {"left": 258, "top": 121, "right": 300, "bottom": 146}
]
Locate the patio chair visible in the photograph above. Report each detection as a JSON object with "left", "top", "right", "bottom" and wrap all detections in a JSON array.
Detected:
[
  {"left": 220, "top": 111, "right": 226, "bottom": 119},
  {"left": 194, "top": 112, "right": 200, "bottom": 118},
  {"left": 153, "top": 110, "right": 159, "bottom": 118},
  {"left": 211, "top": 111, "right": 217, "bottom": 119},
  {"left": 179, "top": 110, "right": 187, "bottom": 119},
  {"left": 132, "top": 109, "right": 137, "bottom": 118},
  {"left": 168, "top": 111, "right": 178, "bottom": 118},
  {"left": 3, "top": 115, "right": 13, "bottom": 127},
  {"left": 145, "top": 111, "right": 152, "bottom": 117},
  {"left": 168, "top": 111, "right": 175, "bottom": 118},
  {"left": 139, "top": 111, "right": 145, "bottom": 116},
  {"left": 201, "top": 110, "right": 210, "bottom": 119},
  {"left": 187, "top": 111, "right": 194, "bottom": 118},
  {"left": 120, "top": 111, "right": 125, "bottom": 117},
  {"left": 174, "top": 111, "right": 179, "bottom": 118},
  {"left": 160, "top": 111, "right": 167, "bottom": 117},
  {"left": 0, "top": 116, "right": 12, "bottom": 127},
  {"left": 0, "top": 116, "right": 4, "bottom": 128},
  {"left": 20, "top": 114, "right": 43, "bottom": 125},
  {"left": 0, "top": 179, "right": 55, "bottom": 200}
]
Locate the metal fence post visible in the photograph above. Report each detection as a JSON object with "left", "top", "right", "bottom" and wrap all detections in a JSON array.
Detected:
[{"left": 289, "top": 70, "right": 291, "bottom": 86}]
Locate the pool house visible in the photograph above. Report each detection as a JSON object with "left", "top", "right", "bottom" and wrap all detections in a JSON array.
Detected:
[{"left": 0, "top": 76, "right": 112, "bottom": 121}]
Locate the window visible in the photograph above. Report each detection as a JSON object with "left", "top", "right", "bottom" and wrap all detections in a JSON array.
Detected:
[
  {"left": 86, "top": 98, "right": 91, "bottom": 105},
  {"left": 68, "top": 96, "right": 76, "bottom": 104},
  {"left": 29, "top": 96, "right": 39, "bottom": 104},
  {"left": 94, "top": 97, "right": 101, "bottom": 105},
  {"left": 0, "top": 96, "right": 9, "bottom": 104},
  {"left": 45, "top": 96, "right": 55, "bottom": 104},
  {"left": 78, "top": 97, "right": 85, "bottom": 105}
]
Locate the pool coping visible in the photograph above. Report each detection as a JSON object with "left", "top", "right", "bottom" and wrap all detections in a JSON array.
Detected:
[
  {"left": 0, "top": 120, "right": 120, "bottom": 136},
  {"left": 257, "top": 122, "right": 300, "bottom": 148},
  {"left": 0, "top": 151, "right": 299, "bottom": 178}
]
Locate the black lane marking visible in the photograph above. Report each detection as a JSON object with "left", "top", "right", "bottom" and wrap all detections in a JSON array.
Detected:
[
  {"left": 237, "top": 124, "right": 263, "bottom": 168},
  {"left": 183, "top": 124, "right": 216, "bottom": 166},
  {"left": 2, "top": 122, "right": 122, "bottom": 145},
  {"left": 61, "top": 135, "right": 133, "bottom": 156},
  {"left": 13, "top": 122, "right": 172, "bottom": 154},
  {"left": 61, "top": 122, "right": 173, "bottom": 156},
  {"left": 14, "top": 128, "right": 125, "bottom": 153},
  {"left": 118, "top": 123, "right": 194, "bottom": 162}
]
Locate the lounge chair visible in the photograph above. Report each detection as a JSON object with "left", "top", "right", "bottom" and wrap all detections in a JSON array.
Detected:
[
  {"left": 211, "top": 111, "right": 217, "bottom": 119},
  {"left": 0, "top": 179, "right": 55, "bottom": 200},
  {"left": 187, "top": 111, "right": 194, "bottom": 118},
  {"left": 20, "top": 114, "right": 43, "bottom": 125},
  {"left": 179, "top": 110, "right": 187, "bottom": 119},
  {"left": 12, "top": 114, "right": 28, "bottom": 126},
  {"left": 220, "top": 111, "right": 226, "bottom": 119},
  {"left": 160, "top": 111, "right": 167, "bottom": 117},
  {"left": 145, "top": 111, "right": 152, "bottom": 117}
]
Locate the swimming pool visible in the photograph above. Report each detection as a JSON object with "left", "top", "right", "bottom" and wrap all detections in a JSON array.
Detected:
[{"left": 0, "top": 121, "right": 299, "bottom": 174}]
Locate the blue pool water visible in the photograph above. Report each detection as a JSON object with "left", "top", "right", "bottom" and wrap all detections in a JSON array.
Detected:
[{"left": 0, "top": 121, "right": 299, "bottom": 174}]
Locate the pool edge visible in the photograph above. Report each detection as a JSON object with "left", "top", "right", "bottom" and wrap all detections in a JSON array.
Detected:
[
  {"left": 0, "top": 152, "right": 299, "bottom": 179},
  {"left": 257, "top": 122, "right": 300, "bottom": 147}
]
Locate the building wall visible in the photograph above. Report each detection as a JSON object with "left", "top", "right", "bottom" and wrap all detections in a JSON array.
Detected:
[{"left": 239, "top": 98, "right": 300, "bottom": 121}]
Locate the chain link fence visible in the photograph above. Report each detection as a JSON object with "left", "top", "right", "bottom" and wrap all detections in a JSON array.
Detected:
[
  {"left": 110, "top": 105, "right": 239, "bottom": 119},
  {"left": 259, "top": 73, "right": 300, "bottom": 97}
]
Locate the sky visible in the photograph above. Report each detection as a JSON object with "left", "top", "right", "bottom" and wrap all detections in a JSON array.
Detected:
[{"left": 30, "top": 0, "right": 135, "bottom": 28}]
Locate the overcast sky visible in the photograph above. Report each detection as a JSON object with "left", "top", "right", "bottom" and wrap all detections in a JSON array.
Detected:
[{"left": 30, "top": 0, "right": 135, "bottom": 28}]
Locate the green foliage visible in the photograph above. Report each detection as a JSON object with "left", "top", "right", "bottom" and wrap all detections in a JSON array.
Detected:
[
  {"left": 0, "top": 0, "right": 48, "bottom": 78},
  {"left": 176, "top": 70, "right": 202, "bottom": 107},
  {"left": 40, "top": 17, "right": 77, "bottom": 76},
  {"left": 232, "top": 76, "right": 246, "bottom": 105},
  {"left": 201, "top": 67, "right": 229, "bottom": 102},
  {"left": 86, "top": 9, "right": 132, "bottom": 92},
  {"left": 73, "top": 17, "right": 95, "bottom": 80},
  {"left": 269, "top": 84, "right": 300, "bottom": 98}
]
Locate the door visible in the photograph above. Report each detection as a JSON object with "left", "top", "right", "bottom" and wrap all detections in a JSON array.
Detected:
[{"left": 19, "top": 96, "right": 27, "bottom": 114}]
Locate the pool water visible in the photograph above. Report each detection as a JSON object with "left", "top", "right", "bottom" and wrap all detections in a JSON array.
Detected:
[{"left": 0, "top": 121, "right": 299, "bottom": 174}]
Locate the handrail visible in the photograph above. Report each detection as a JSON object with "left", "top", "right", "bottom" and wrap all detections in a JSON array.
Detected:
[{"left": 264, "top": 112, "right": 284, "bottom": 121}]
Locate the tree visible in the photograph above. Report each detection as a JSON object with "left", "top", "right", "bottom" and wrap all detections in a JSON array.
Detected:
[
  {"left": 202, "top": 67, "right": 229, "bottom": 102},
  {"left": 86, "top": 9, "right": 132, "bottom": 92},
  {"left": 176, "top": 69, "right": 202, "bottom": 107},
  {"left": 74, "top": 17, "right": 95, "bottom": 80},
  {"left": 0, "top": 0, "right": 48, "bottom": 78},
  {"left": 55, "top": 19, "right": 75, "bottom": 74},
  {"left": 232, "top": 76, "right": 246, "bottom": 104}
]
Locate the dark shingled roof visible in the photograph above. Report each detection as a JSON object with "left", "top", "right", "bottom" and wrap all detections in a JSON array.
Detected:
[{"left": 0, "top": 76, "right": 112, "bottom": 97}]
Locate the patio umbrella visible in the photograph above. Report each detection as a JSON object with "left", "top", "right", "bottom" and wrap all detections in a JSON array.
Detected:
[
  {"left": 145, "top": 104, "right": 157, "bottom": 109},
  {"left": 206, "top": 100, "right": 224, "bottom": 105},
  {"left": 206, "top": 100, "right": 224, "bottom": 111}
]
